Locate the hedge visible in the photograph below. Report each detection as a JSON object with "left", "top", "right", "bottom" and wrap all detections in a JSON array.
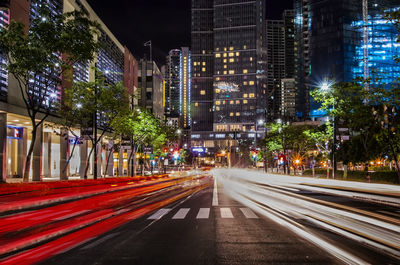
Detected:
[{"left": 302, "top": 169, "right": 399, "bottom": 184}]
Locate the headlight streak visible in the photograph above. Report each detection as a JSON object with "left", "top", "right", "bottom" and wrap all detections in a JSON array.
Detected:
[
  {"left": 213, "top": 169, "right": 400, "bottom": 263},
  {"left": 218, "top": 178, "right": 370, "bottom": 265}
]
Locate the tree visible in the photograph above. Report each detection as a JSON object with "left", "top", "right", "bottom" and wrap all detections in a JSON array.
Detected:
[
  {"left": 0, "top": 6, "right": 100, "bottom": 181},
  {"left": 112, "top": 109, "right": 170, "bottom": 176},
  {"left": 61, "top": 73, "right": 129, "bottom": 179}
]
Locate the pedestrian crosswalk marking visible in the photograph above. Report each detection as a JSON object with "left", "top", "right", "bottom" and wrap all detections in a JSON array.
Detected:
[
  {"left": 147, "top": 207, "right": 259, "bottom": 220},
  {"left": 172, "top": 208, "right": 190, "bottom": 219},
  {"left": 240, "top": 208, "right": 259, "bottom": 218},
  {"left": 148, "top": 208, "right": 171, "bottom": 220},
  {"left": 196, "top": 208, "right": 210, "bottom": 219},
  {"left": 220, "top": 207, "right": 234, "bottom": 218}
]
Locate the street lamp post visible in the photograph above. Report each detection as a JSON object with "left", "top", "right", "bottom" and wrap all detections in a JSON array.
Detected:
[
  {"left": 321, "top": 81, "right": 336, "bottom": 179},
  {"left": 254, "top": 119, "right": 264, "bottom": 168}
]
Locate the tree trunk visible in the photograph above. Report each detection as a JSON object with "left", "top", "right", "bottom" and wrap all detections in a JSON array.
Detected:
[
  {"left": 104, "top": 146, "right": 113, "bottom": 178},
  {"left": 23, "top": 126, "right": 37, "bottom": 182},
  {"left": 63, "top": 140, "right": 77, "bottom": 174},
  {"left": 127, "top": 148, "right": 133, "bottom": 177},
  {"left": 84, "top": 146, "right": 94, "bottom": 179}
]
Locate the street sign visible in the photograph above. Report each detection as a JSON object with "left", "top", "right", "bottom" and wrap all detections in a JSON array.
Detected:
[{"left": 144, "top": 147, "right": 153, "bottom": 154}]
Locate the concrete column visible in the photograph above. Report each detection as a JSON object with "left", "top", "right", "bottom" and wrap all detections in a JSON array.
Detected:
[
  {"left": 17, "top": 128, "right": 28, "bottom": 178},
  {"left": 0, "top": 113, "right": 7, "bottom": 182},
  {"left": 118, "top": 148, "right": 123, "bottom": 176},
  {"left": 79, "top": 140, "right": 88, "bottom": 179},
  {"left": 96, "top": 142, "right": 102, "bottom": 179},
  {"left": 60, "top": 130, "right": 69, "bottom": 180},
  {"left": 32, "top": 124, "right": 43, "bottom": 182},
  {"left": 42, "top": 132, "right": 51, "bottom": 178}
]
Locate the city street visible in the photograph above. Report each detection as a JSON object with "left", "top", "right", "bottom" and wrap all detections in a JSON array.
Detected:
[{"left": 1, "top": 170, "right": 399, "bottom": 265}]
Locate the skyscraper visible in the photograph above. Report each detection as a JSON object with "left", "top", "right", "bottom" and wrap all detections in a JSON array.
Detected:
[
  {"left": 265, "top": 20, "right": 285, "bottom": 122},
  {"left": 294, "top": 0, "right": 311, "bottom": 120},
  {"left": 191, "top": 0, "right": 266, "bottom": 153},
  {"left": 307, "top": 0, "right": 400, "bottom": 117}
]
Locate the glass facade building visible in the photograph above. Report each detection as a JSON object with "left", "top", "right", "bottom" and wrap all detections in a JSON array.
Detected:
[
  {"left": 308, "top": 0, "right": 400, "bottom": 117},
  {"left": 351, "top": 7, "right": 400, "bottom": 86},
  {"left": 0, "top": 9, "right": 9, "bottom": 101}
]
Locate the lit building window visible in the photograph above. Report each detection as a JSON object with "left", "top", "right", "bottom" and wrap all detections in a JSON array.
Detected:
[
  {"left": 202, "top": 67, "right": 206, "bottom": 72},
  {"left": 202, "top": 50, "right": 205, "bottom": 54},
  {"left": 243, "top": 99, "right": 248, "bottom": 104},
  {"left": 223, "top": 53, "right": 227, "bottom": 57},
  {"left": 216, "top": 48, "right": 220, "bottom": 51},
  {"left": 202, "top": 62, "right": 206, "bottom": 66},
  {"left": 215, "top": 89, "right": 220, "bottom": 93},
  {"left": 235, "top": 100, "right": 240, "bottom": 104},
  {"left": 249, "top": 81, "right": 255, "bottom": 85},
  {"left": 229, "top": 58, "right": 234, "bottom": 63},
  {"left": 200, "top": 90, "right": 206, "bottom": 95},
  {"left": 215, "top": 100, "right": 221, "bottom": 105},
  {"left": 224, "top": 65, "right": 227, "bottom": 69},
  {"left": 243, "top": 45, "right": 247, "bottom": 49},
  {"left": 223, "top": 59, "right": 227, "bottom": 63},
  {"left": 236, "top": 52, "right": 240, "bottom": 56},
  {"left": 249, "top": 93, "right": 255, "bottom": 98},
  {"left": 250, "top": 57, "right": 253, "bottom": 61},
  {"left": 216, "top": 106, "right": 220, "bottom": 111},
  {"left": 236, "top": 112, "right": 240, "bottom": 116},
  {"left": 243, "top": 81, "right": 248, "bottom": 85},
  {"left": 223, "top": 71, "right": 227, "bottom": 75},
  {"left": 243, "top": 93, "right": 248, "bottom": 98},
  {"left": 229, "top": 112, "right": 234, "bottom": 117},
  {"left": 229, "top": 70, "right": 235, "bottom": 74},
  {"left": 215, "top": 53, "right": 221, "bottom": 58},
  {"left": 230, "top": 100, "right": 234, "bottom": 105},
  {"left": 195, "top": 102, "right": 199, "bottom": 107},
  {"left": 194, "top": 62, "right": 197, "bottom": 66},
  {"left": 243, "top": 69, "right": 248, "bottom": 74},
  {"left": 229, "top": 47, "right": 234, "bottom": 51},
  {"left": 224, "top": 47, "right": 227, "bottom": 51},
  {"left": 229, "top": 52, "right": 234, "bottom": 57}
]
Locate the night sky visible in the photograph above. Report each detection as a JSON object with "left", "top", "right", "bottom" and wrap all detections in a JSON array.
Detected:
[{"left": 87, "top": 0, "right": 294, "bottom": 65}]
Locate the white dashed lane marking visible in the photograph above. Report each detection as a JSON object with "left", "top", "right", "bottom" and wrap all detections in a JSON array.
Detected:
[
  {"left": 172, "top": 208, "right": 190, "bottom": 219},
  {"left": 240, "top": 207, "right": 259, "bottom": 218},
  {"left": 220, "top": 207, "right": 234, "bottom": 218},
  {"left": 196, "top": 208, "right": 210, "bottom": 219},
  {"left": 148, "top": 208, "right": 172, "bottom": 220}
]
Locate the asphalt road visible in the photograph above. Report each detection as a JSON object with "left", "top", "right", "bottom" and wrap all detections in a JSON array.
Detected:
[{"left": 39, "top": 178, "right": 342, "bottom": 265}]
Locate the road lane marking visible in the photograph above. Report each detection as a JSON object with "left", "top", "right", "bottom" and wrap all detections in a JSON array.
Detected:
[
  {"left": 81, "top": 233, "right": 120, "bottom": 250},
  {"left": 240, "top": 208, "right": 259, "bottom": 219},
  {"left": 220, "top": 208, "right": 233, "bottom": 218},
  {"left": 196, "top": 208, "right": 210, "bottom": 219},
  {"left": 52, "top": 210, "right": 90, "bottom": 221},
  {"left": 148, "top": 208, "right": 171, "bottom": 220},
  {"left": 212, "top": 177, "right": 218, "bottom": 206},
  {"left": 172, "top": 208, "right": 190, "bottom": 219}
]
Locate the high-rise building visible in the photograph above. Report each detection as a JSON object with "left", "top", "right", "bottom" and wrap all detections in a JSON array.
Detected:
[
  {"left": 264, "top": 10, "right": 296, "bottom": 122},
  {"left": 307, "top": 0, "right": 400, "bottom": 117},
  {"left": 283, "top": 10, "right": 295, "bottom": 79},
  {"left": 191, "top": 0, "right": 266, "bottom": 154},
  {"left": 138, "top": 60, "right": 164, "bottom": 119},
  {"left": 0, "top": 0, "right": 138, "bottom": 181},
  {"left": 165, "top": 49, "right": 181, "bottom": 118},
  {"left": 265, "top": 20, "right": 285, "bottom": 122},
  {"left": 293, "top": 0, "right": 311, "bottom": 120},
  {"left": 191, "top": 0, "right": 214, "bottom": 132}
]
